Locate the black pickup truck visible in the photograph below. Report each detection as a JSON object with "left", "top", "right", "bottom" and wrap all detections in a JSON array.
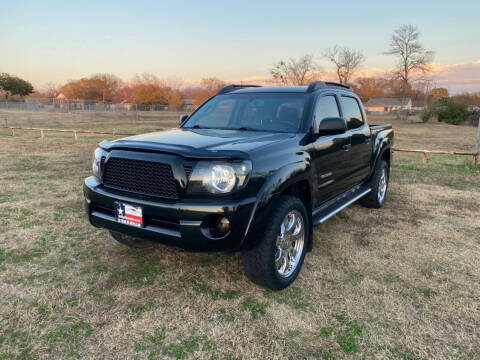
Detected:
[{"left": 84, "top": 81, "right": 393, "bottom": 290}]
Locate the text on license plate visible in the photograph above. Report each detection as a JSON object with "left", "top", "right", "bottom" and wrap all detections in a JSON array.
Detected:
[{"left": 114, "top": 202, "right": 143, "bottom": 227}]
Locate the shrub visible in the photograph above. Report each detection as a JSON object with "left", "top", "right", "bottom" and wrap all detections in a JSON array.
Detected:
[
  {"left": 421, "top": 110, "right": 432, "bottom": 123},
  {"left": 435, "top": 98, "right": 468, "bottom": 125}
]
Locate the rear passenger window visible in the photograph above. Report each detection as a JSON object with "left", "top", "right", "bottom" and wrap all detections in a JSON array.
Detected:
[
  {"left": 314, "top": 96, "right": 340, "bottom": 130},
  {"left": 341, "top": 96, "right": 364, "bottom": 130}
]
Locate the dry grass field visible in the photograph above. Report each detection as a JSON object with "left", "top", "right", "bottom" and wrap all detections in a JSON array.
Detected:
[{"left": 0, "top": 110, "right": 479, "bottom": 359}]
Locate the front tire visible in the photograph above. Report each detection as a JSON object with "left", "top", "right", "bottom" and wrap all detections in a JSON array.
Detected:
[
  {"left": 242, "top": 196, "right": 310, "bottom": 290},
  {"left": 359, "top": 160, "right": 389, "bottom": 209},
  {"left": 109, "top": 231, "right": 156, "bottom": 249}
]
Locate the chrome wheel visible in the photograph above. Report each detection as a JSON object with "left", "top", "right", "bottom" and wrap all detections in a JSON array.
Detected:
[
  {"left": 275, "top": 210, "right": 305, "bottom": 278},
  {"left": 377, "top": 168, "right": 388, "bottom": 203}
]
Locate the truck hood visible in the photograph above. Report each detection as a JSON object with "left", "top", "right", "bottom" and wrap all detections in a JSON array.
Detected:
[{"left": 100, "top": 128, "right": 296, "bottom": 159}]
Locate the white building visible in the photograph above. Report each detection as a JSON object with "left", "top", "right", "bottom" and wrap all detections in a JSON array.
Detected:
[{"left": 364, "top": 98, "right": 412, "bottom": 113}]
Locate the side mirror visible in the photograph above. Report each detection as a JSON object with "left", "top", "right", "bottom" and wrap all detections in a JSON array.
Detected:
[
  {"left": 317, "top": 117, "right": 347, "bottom": 135},
  {"left": 179, "top": 114, "right": 189, "bottom": 127}
]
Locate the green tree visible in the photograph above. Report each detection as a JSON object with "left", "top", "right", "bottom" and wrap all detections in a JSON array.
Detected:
[{"left": 0, "top": 73, "right": 34, "bottom": 99}]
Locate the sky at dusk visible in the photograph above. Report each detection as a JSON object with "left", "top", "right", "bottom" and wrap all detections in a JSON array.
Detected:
[{"left": 1, "top": 0, "right": 479, "bottom": 93}]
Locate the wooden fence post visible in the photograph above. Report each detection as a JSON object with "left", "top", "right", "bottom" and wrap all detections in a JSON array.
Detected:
[
  {"left": 474, "top": 117, "right": 480, "bottom": 167},
  {"left": 40, "top": 129, "right": 44, "bottom": 140},
  {"left": 74, "top": 131, "right": 78, "bottom": 141},
  {"left": 11, "top": 128, "right": 14, "bottom": 137},
  {"left": 423, "top": 152, "right": 427, "bottom": 164}
]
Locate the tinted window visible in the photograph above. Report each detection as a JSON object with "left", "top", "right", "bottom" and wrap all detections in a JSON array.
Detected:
[
  {"left": 341, "top": 96, "right": 364, "bottom": 130},
  {"left": 191, "top": 98, "right": 235, "bottom": 127},
  {"left": 183, "top": 93, "right": 308, "bottom": 133},
  {"left": 314, "top": 95, "right": 340, "bottom": 130}
]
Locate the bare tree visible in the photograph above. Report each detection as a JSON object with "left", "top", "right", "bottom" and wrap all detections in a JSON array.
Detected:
[
  {"left": 270, "top": 55, "right": 320, "bottom": 85},
  {"left": 41, "top": 83, "right": 62, "bottom": 98},
  {"left": 200, "top": 77, "right": 226, "bottom": 91},
  {"left": 322, "top": 45, "right": 365, "bottom": 84},
  {"left": 384, "top": 24, "right": 434, "bottom": 103}
]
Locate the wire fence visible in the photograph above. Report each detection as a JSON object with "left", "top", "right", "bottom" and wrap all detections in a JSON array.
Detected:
[{"left": 0, "top": 99, "right": 196, "bottom": 113}]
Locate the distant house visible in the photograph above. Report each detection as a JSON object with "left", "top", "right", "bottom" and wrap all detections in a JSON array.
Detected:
[
  {"left": 364, "top": 98, "right": 412, "bottom": 113},
  {"left": 120, "top": 100, "right": 135, "bottom": 110},
  {"left": 411, "top": 99, "right": 425, "bottom": 112}
]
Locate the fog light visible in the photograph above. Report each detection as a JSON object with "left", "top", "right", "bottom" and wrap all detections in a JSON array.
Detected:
[{"left": 216, "top": 217, "right": 230, "bottom": 233}]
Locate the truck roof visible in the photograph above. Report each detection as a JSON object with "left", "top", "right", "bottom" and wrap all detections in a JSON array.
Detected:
[
  {"left": 218, "top": 82, "right": 353, "bottom": 95},
  {"left": 228, "top": 86, "right": 308, "bottom": 94}
]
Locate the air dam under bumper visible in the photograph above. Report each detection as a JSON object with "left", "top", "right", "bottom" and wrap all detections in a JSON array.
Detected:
[{"left": 83, "top": 177, "right": 256, "bottom": 252}]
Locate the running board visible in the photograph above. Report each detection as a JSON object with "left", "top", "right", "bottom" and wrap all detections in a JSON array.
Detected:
[{"left": 312, "top": 187, "right": 371, "bottom": 226}]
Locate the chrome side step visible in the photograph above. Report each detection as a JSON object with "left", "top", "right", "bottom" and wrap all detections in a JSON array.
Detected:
[{"left": 312, "top": 188, "right": 371, "bottom": 226}]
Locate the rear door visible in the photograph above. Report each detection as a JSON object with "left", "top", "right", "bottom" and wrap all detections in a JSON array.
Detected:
[
  {"left": 340, "top": 95, "right": 372, "bottom": 186},
  {"left": 310, "top": 94, "right": 350, "bottom": 203}
]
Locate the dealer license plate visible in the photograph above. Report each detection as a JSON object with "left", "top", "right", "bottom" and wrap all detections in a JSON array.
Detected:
[{"left": 114, "top": 202, "right": 144, "bottom": 227}]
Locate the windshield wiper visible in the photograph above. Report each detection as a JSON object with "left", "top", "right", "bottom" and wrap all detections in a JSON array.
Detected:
[
  {"left": 189, "top": 125, "right": 213, "bottom": 129},
  {"left": 233, "top": 127, "right": 263, "bottom": 132},
  {"left": 188, "top": 125, "right": 265, "bottom": 132}
]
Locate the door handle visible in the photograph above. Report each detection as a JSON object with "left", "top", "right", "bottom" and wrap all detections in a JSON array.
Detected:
[{"left": 342, "top": 144, "right": 351, "bottom": 151}]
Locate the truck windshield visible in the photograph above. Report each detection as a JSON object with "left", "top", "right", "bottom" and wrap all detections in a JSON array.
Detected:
[{"left": 182, "top": 93, "right": 308, "bottom": 133}]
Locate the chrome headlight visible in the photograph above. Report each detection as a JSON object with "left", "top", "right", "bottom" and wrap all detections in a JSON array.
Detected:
[
  {"left": 188, "top": 161, "right": 252, "bottom": 194},
  {"left": 92, "top": 147, "right": 107, "bottom": 179}
]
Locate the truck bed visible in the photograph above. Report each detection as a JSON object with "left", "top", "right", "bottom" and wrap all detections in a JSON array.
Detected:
[{"left": 370, "top": 124, "right": 393, "bottom": 131}]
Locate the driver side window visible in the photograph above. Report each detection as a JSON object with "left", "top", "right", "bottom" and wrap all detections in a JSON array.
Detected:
[{"left": 314, "top": 95, "right": 340, "bottom": 131}]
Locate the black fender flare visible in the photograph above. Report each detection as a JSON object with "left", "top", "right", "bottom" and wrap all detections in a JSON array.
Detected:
[
  {"left": 239, "top": 161, "right": 310, "bottom": 249},
  {"left": 368, "top": 136, "right": 392, "bottom": 181}
]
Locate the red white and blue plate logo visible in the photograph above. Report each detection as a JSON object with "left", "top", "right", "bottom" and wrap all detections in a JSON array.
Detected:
[{"left": 114, "top": 202, "right": 144, "bottom": 227}]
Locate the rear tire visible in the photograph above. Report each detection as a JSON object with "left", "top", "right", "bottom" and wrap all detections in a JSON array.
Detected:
[
  {"left": 242, "top": 196, "right": 310, "bottom": 290},
  {"left": 359, "top": 160, "right": 389, "bottom": 209},
  {"left": 109, "top": 231, "right": 156, "bottom": 249}
]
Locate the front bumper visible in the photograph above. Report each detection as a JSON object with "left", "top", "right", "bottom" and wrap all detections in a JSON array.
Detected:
[{"left": 83, "top": 177, "right": 256, "bottom": 252}]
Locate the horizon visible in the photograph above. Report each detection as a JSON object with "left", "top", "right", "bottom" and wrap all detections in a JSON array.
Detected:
[{"left": 1, "top": 0, "right": 479, "bottom": 94}]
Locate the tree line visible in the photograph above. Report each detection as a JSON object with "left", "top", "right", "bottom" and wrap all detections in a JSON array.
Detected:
[
  {"left": 27, "top": 74, "right": 227, "bottom": 108},
  {"left": 0, "top": 72, "right": 227, "bottom": 108},
  {"left": 39, "top": 73, "right": 185, "bottom": 107}
]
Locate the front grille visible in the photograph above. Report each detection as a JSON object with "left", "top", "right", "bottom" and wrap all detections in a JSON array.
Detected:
[
  {"left": 103, "top": 158, "right": 179, "bottom": 199},
  {"left": 93, "top": 203, "right": 115, "bottom": 216},
  {"left": 100, "top": 156, "right": 106, "bottom": 172}
]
